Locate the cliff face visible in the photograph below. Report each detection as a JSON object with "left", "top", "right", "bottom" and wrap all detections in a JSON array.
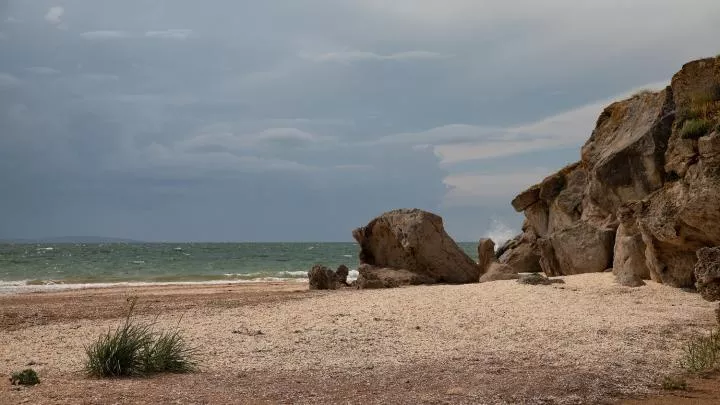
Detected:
[{"left": 503, "top": 56, "right": 720, "bottom": 288}]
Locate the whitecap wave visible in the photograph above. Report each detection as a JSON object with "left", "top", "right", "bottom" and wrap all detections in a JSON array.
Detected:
[{"left": 485, "top": 219, "right": 517, "bottom": 250}]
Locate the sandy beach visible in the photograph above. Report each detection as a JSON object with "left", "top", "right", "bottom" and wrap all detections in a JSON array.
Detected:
[{"left": 2, "top": 273, "right": 719, "bottom": 404}]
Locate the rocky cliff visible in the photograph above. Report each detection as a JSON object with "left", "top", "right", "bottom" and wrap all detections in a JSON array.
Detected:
[{"left": 502, "top": 56, "right": 720, "bottom": 288}]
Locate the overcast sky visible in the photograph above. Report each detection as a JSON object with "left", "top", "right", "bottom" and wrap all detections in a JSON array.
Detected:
[{"left": 1, "top": 1, "right": 719, "bottom": 242}]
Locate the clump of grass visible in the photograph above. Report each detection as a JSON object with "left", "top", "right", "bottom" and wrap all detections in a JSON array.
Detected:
[
  {"left": 9, "top": 368, "right": 40, "bottom": 386},
  {"left": 680, "top": 328, "right": 720, "bottom": 373},
  {"left": 679, "top": 118, "right": 713, "bottom": 139},
  {"left": 661, "top": 375, "right": 687, "bottom": 391},
  {"left": 142, "top": 330, "right": 197, "bottom": 374},
  {"left": 85, "top": 298, "right": 197, "bottom": 378}
]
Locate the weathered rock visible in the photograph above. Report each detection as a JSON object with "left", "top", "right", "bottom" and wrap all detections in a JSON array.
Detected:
[
  {"left": 497, "top": 233, "right": 542, "bottom": 274},
  {"left": 479, "top": 263, "right": 520, "bottom": 282},
  {"left": 511, "top": 185, "right": 540, "bottom": 212},
  {"left": 477, "top": 238, "right": 496, "bottom": 275},
  {"left": 541, "top": 222, "right": 615, "bottom": 277},
  {"left": 612, "top": 203, "right": 650, "bottom": 287},
  {"left": 581, "top": 89, "right": 675, "bottom": 219},
  {"left": 352, "top": 209, "right": 480, "bottom": 284},
  {"left": 694, "top": 247, "right": 720, "bottom": 301},
  {"left": 308, "top": 265, "right": 338, "bottom": 290},
  {"left": 355, "top": 265, "right": 435, "bottom": 289},
  {"left": 335, "top": 265, "right": 350, "bottom": 286}
]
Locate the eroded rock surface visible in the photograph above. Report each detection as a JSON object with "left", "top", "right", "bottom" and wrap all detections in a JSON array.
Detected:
[{"left": 352, "top": 209, "right": 480, "bottom": 285}]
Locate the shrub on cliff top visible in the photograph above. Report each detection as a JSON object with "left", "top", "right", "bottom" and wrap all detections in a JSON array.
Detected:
[
  {"left": 680, "top": 119, "right": 712, "bottom": 139},
  {"left": 85, "top": 298, "right": 197, "bottom": 377}
]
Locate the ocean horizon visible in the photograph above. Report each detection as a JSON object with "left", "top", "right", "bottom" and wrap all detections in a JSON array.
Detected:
[{"left": 0, "top": 242, "right": 479, "bottom": 292}]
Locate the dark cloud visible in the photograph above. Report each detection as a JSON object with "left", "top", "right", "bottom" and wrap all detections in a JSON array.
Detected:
[{"left": 1, "top": 0, "right": 719, "bottom": 241}]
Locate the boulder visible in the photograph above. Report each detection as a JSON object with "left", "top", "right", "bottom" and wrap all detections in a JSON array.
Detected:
[
  {"left": 308, "top": 265, "right": 338, "bottom": 290},
  {"left": 612, "top": 203, "right": 650, "bottom": 287},
  {"left": 541, "top": 222, "right": 615, "bottom": 277},
  {"left": 580, "top": 89, "right": 675, "bottom": 219},
  {"left": 352, "top": 209, "right": 480, "bottom": 284},
  {"left": 497, "top": 233, "right": 542, "bottom": 273},
  {"left": 479, "top": 263, "right": 520, "bottom": 283},
  {"left": 511, "top": 185, "right": 540, "bottom": 212},
  {"left": 695, "top": 247, "right": 720, "bottom": 301},
  {"left": 335, "top": 265, "right": 350, "bottom": 286},
  {"left": 355, "top": 265, "right": 435, "bottom": 289},
  {"left": 477, "top": 238, "right": 496, "bottom": 275}
]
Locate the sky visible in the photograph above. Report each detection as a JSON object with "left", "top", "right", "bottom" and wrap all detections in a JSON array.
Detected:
[{"left": 0, "top": 1, "right": 719, "bottom": 242}]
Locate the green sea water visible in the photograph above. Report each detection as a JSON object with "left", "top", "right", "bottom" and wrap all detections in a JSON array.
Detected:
[{"left": 0, "top": 242, "right": 479, "bottom": 287}]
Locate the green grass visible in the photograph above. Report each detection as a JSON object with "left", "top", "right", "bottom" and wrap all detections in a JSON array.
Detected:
[
  {"left": 10, "top": 369, "right": 40, "bottom": 386},
  {"left": 680, "top": 327, "right": 720, "bottom": 373},
  {"left": 679, "top": 118, "right": 713, "bottom": 139},
  {"left": 85, "top": 298, "right": 197, "bottom": 378}
]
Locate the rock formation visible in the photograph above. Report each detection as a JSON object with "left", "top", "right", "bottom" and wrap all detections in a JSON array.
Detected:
[
  {"left": 479, "top": 263, "right": 520, "bottom": 282},
  {"left": 477, "top": 238, "right": 496, "bottom": 275},
  {"left": 352, "top": 209, "right": 480, "bottom": 287},
  {"left": 695, "top": 247, "right": 720, "bottom": 302},
  {"left": 308, "top": 265, "right": 352, "bottom": 290},
  {"left": 354, "top": 265, "right": 435, "bottom": 289},
  {"left": 503, "top": 56, "right": 720, "bottom": 288}
]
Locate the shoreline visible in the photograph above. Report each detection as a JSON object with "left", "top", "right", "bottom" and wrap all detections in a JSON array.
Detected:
[
  {"left": 0, "top": 277, "right": 310, "bottom": 295},
  {"left": 2, "top": 272, "right": 718, "bottom": 404}
]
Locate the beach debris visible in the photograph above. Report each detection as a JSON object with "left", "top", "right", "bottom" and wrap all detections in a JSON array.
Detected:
[
  {"left": 10, "top": 368, "right": 40, "bottom": 386},
  {"left": 517, "top": 273, "right": 560, "bottom": 286},
  {"left": 353, "top": 208, "right": 480, "bottom": 286}
]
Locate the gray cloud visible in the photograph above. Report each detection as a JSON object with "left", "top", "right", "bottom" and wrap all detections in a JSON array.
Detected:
[
  {"left": 145, "top": 29, "right": 193, "bottom": 39},
  {"left": 1, "top": 0, "right": 719, "bottom": 241},
  {"left": 44, "top": 6, "right": 63, "bottom": 25}
]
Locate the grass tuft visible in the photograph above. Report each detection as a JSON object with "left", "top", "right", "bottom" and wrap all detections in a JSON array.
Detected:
[
  {"left": 661, "top": 375, "right": 688, "bottom": 391},
  {"left": 85, "top": 298, "right": 197, "bottom": 378},
  {"left": 679, "top": 118, "right": 713, "bottom": 139},
  {"left": 680, "top": 327, "right": 720, "bottom": 373},
  {"left": 10, "top": 369, "right": 40, "bottom": 386}
]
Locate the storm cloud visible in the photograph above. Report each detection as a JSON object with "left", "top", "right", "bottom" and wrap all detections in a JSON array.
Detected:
[{"left": 1, "top": 0, "right": 719, "bottom": 241}]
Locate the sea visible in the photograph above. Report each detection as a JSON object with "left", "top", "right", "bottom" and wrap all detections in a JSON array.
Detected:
[{"left": 0, "top": 242, "right": 479, "bottom": 293}]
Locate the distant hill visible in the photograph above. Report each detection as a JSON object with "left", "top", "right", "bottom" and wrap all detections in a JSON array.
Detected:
[{"left": 0, "top": 236, "right": 145, "bottom": 244}]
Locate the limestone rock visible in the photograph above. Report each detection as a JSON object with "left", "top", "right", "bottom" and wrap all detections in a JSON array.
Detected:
[
  {"left": 694, "top": 247, "right": 720, "bottom": 301},
  {"left": 612, "top": 203, "right": 650, "bottom": 287},
  {"left": 511, "top": 185, "right": 540, "bottom": 212},
  {"left": 479, "top": 263, "right": 520, "bottom": 283},
  {"left": 352, "top": 209, "right": 480, "bottom": 284},
  {"left": 335, "top": 265, "right": 350, "bottom": 286},
  {"left": 308, "top": 265, "right": 338, "bottom": 290},
  {"left": 581, "top": 89, "right": 675, "bottom": 219},
  {"left": 497, "top": 233, "right": 542, "bottom": 274},
  {"left": 541, "top": 222, "right": 615, "bottom": 277},
  {"left": 477, "top": 238, "right": 496, "bottom": 275},
  {"left": 355, "top": 265, "right": 435, "bottom": 289}
]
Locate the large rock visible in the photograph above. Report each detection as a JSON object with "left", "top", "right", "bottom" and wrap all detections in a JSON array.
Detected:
[
  {"left": 612, "top": 203, "right": 650, "bottom": 287},
  {"left": 497, "top": 233, "right": 542, "bottom": 274},
  {"left": 352, "top": 209, "right": 480, "bottom": 284},
  {"left": 581, "top": 89, "right": 675, "bottom": 219},
  {"left": 695, "top": 247, "right": 720, "bottom": 301},
  {"left": 477, "top": 238, "right": 496, "bottom": 275},
  {"left": 541, "top": 222, "right": 615, "bottom": 276},
  {"left": 479, "top": 263, "right": 520, "bottom": 283},
  {"left": 504, "top": 57, "right": 720, "bottom": 287},
  {"left": 355, "top": 265, "right": 435, "bottom": 289},
  {"left": 308, "top": 265, "right": 338, "bottom": 290}
]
